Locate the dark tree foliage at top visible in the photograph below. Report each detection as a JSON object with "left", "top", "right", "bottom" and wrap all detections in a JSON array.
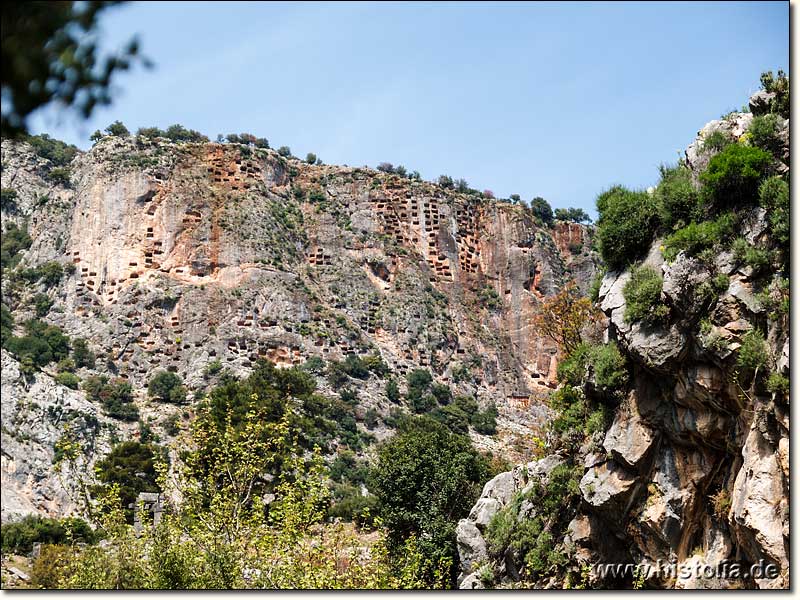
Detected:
[{"left": 1, "top": 1, "right": 147, "bottom": 137}]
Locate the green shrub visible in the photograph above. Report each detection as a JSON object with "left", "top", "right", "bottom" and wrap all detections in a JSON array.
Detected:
[
  {"left": 655, "top": 164, "right": 700, "bottom": 231},
  {"left": 4, "top": 319, "right": 70, "bottom": 367},
  {"left": 327, "top": 483, "right": 378, "bottom": 527},
  {"left": 1, "top": 188, "right": 18, "bottom": 212},
  {"left": 471, "top": 402, "right": 498, "bottom": 435},
  {"left": 164, "top": 124, "right": 208, "bottom": 143},
  {"left": 699, "top": 143, "right": 772, "bottom": 212},
  {"left": 71, "top": 338, "right": 95, "bottom": 369},
  {"left": 1, "top": 303, "right": 13, "bottom": 347},
  {"left": 203, "top": 359, "right": 223, "bottom": 378},
  {"left": 701, "top": 129, "right": 732, "bottom": 153},
  {"left": 731, "top": 238, "right": 770, "bottom": 273},
  {"left": 747, "top": 114, "right": 781, "bottom": 156},
  {"left": 30, "top": 544, "right": 73, "bottom": 588},
  {"left": 147, "top": 371, "right": 187, "bottom": 404},
  {"left": 34, "top": 261, "right": 65, "bottom": 286},
  {"left": 1, "top": 515, "right": 94, "bottom": 554},
  {"left": 33, "top": 292, "right": 53, "bottom": 317},
  {"left": 1, "top": 222, "right": 32, "bottom": 268},
  {"left": 595, "top": 186, "right": 659, "bottom": 270},
  {"left": 554, "top": 207, "right": 591, "bottom": 223},
  {"left": 736, "top": 329, "right": 768, "bottom": 377},
  {"left": 47, "top": 166, "right": 71, "bottom": 186},
  {"left": 430, "top": 383, "right": 452, "bottom": 405},
  {"left": 55, "top": 371, "right": 80, "bottom": 389},
  {"left": 766, "top": 372, "right": 789, "bottom": 397},
  {"left": 485, "top": 463, "right": 582, "bottom": 579},
  {"left": 305, "top": 152, "right": 317, "bottom": 164},
  {"left": 300, "top": 355, "right": 325, "bottom": 374},
  {"left": 758, "top": 176, "right": 789, "bottom": 248},
  {"left": 759, "top": 70, "right": 789, "bottom": 118},
  {"left": 623, "top": 265, "right": 669, "bottom": 326},
  {"left": 84, "top": 375, "right": 139, "bottom": 421},
  {"left": 23, "top": 134, "right": 78, "bottom": 166},
  {"left": 586, "top": 405, "right": 612, "bottom": 435},
  {"left": 588, "top": 269, "right": 605, "bottom": 303},
  {"left": 277, "top": 146, "right": 292, "bottom": 157},
  {"left": 430, "top": 403, "right": 470, "bottom": 434},
  {"left": 591, "top": 343, "right": 628, "bottom": 390},
  {"left": 362, "top": 353, "right": 390, "bottom": 377},
  {"left": 385, "top": 378, "right": 400, "bottom": 403},
  {"left": 556, "top": 342, "right": 627, "bottom": 393},
  {"left": 661, "top": 212, "right": 735, "bottom": 262}
]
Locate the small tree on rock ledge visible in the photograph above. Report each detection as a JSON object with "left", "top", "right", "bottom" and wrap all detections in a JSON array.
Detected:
[{"left": 533, "top": 282, "right": 602, "bottom": 355}]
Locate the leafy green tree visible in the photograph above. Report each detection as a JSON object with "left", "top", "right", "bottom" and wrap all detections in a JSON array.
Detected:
[
  {"left": 554, "top": 207, "right": 591, "bottom": 223},
  {"left": 370, "top": 417, "right": 489, "bottom": 585},
  {"left": 84, "top": 375, "right": 138, "bottom": 420},
  {"left": 277, "top": 146, "right": 292, "bottom": 157},
  {"left": 72, "top": 338, "right": 96, "bottom": 369},
  {"left": 1, "top": 188, "right": 19, "bottom": 212},
  {"left": 95, "top": 441, "right": 162, "bottom": 520},
  {"left": 306, "top": 152, "right": 317, "bottom": 164},
  {"left": 147, "top": 371, "right": 187, "bottom": 404},
  {"left": 164, "top": 124, "right": 207, "bottom": 142},
  {"left": 2, "top": 2, "right": 146, "bottom": 137},
  {"left": 437, "top": 175, "right": 454, "bottom": 189},
  {"left": 4, "top": 319, "right": 70, "bottom": 367},
  {"left": 104, "top": 120, "right": 129, "bottom": 137},
  {"left": 529, "top": 197, "right": 554, "bottom": 225}
]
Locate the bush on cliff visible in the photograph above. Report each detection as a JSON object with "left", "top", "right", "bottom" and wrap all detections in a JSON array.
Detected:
[
  {"left": 661, "top": 212, "right": 735, "bottom": 262},
  {"left": 595, "top": 185, "right": 659, "bottom": 270},
  {"left": 699, "top": 143, "right": 772, "bottom": 212},
  {"left": 147, "top": 371, "right": 187, "bottom": 404},
  {"left": 655, "top": 163, "right": 700, "bottom": 231},
  {"left": 758, "top": 176, "right": 789, "bottom": 249},
  {"left": 623, "top": 265, "right": 669, "bottom": 326}
]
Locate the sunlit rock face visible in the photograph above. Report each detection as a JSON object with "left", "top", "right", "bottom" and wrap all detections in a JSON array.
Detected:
[{"left": 0, "top": 135, "right": 598, "bottom": 521}]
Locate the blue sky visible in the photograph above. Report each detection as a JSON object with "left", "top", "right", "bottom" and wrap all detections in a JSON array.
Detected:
[{"left": 30, "top": 1, "right": 788, "bottom": 218}]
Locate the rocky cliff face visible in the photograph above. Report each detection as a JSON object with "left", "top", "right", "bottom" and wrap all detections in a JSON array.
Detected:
[
  {"left": 1, "top": 135, "right": 597, "bottom": 521},
  {"left": 456, "top": 102, "right": 789, "bottom": 589}
]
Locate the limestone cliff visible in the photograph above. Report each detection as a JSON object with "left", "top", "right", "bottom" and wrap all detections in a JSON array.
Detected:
[
  {"left": 456, "top": 97, "right": 789, "bottom": 589},
  {"left": 0, "top": 135, "right": 597, "bottom": 521}
]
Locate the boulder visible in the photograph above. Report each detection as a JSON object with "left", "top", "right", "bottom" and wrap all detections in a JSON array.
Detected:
[
  {"left": 458, "top": 573, "right": 485, "bottom": 590},
  {"left": 749, "top": 90, "right": 776, "bottom": 115},
  {"left": 603, "top": 394, "right": 656, "bottom": 469},
  {"left": 580, "top": 460, "right": 638, "bottom": 514},
  {"left": 469, "top": 497, "right": 503, "bottom": 529},
  {"left": 456, "top": 519, "right": 488, "bottom": 573}
]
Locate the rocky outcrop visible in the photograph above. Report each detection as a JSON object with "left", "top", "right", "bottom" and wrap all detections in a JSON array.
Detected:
[
  {"left": 457, "top": 92, "right": 789, "bottom": 589},
  {"left": 1, "top": 351, "right": 114, "bottom": 522}
]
